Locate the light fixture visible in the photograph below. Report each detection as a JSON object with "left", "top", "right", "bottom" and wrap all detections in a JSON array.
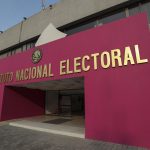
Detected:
[
  {"left": 23, "top": 17, "right": 27, "bottom": 21},
  {"left": 49, "top": 5, "right": 53, "bottom": 9}
]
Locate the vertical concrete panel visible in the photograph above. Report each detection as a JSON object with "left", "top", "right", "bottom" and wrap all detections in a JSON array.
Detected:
[{"left": 0, "top": 23, "right": 22, "bottom": 51}]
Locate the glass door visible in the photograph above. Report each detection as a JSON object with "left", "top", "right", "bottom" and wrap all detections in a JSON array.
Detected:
[{"left": 59, "top": 95, "right": 72, "bottom": 117}]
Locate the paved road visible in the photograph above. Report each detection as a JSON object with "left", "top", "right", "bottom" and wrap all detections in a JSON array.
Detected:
[{"left": 0, "top": 125, "right": 146, "bottom": 150}]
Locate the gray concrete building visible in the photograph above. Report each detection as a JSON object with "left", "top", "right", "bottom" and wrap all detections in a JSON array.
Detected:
[{"left": 0, "top": 0, "right": 150, "bottom": 59}]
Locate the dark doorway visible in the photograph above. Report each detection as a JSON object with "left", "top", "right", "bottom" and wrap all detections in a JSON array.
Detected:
[{"left": 58, "top": 89, "right": 84, "bottom": 117}]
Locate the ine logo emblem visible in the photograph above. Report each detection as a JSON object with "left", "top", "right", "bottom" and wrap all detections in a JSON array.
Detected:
[{"left": 32, "top": 49, "right": 42, "bottom": 64}]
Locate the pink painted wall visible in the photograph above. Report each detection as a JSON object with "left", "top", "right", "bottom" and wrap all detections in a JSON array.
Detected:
[
  {"left": 0, "top": 85, "right": 4, "bottom": 120},
  {"left": 0, "top": 13, "right": 150, "bottom": 148},
  {"left": 1, "top": 86, "right": 45, "bottom": 121}
]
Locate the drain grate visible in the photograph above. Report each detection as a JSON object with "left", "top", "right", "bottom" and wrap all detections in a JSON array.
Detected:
[{"left": 43, "top": 118, "right": 72, "bottom": 124}]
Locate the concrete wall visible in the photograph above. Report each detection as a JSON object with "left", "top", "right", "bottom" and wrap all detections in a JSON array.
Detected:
[
  {"left": 45, "top": 91, "right": 59, "bottom": 114},
  {"left": 0, "top": 23, "right": 22, "bottom": 51},
  {"left": 0, "top": 0, "right": 128, "bottom": 51}
]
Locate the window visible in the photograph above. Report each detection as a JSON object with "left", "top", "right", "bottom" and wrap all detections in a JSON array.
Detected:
[
  {"left": 65, "top": 20, "right": 97, "bottom": 35},
  {"left": 129, "top": 4, "right": 140, "bottom": 16},
  {"left": 15, "top": 48, "right": 22, "bottom": 54},
  {"left": 64, "top": 9, "right": 126, "bottom": 36},
  {"left": 11, "top": 50, "right": 16, "bottom": 55},
  {"left": 30, "top": 42, "right": 35, "bottom": 48},
  {"left": 26, "top": 43, "right": 31, "bottom": 50},
  {"left": 141, "top": 1, "right": 150, "bottom": 22},
  {"left": 22, "top": 44, "right": 27, "bottom": 51},
  {"left": 100, "top": 10, "right": 126, "bottom": 24},
  {"left": 0, "top": 53, "right": 7, "bottom": 59},
  {"left": 7, "top": 51, "right": 11, "bottom": 57}
]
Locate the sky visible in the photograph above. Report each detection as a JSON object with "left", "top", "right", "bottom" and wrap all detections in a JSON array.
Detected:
[{"left": 0, "top": 0, "right": 59, "bottom": 31}]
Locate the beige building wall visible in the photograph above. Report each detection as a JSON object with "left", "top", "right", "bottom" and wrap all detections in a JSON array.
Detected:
[{"left": 0, "top": 0, "right": 128, "bottom": 51}]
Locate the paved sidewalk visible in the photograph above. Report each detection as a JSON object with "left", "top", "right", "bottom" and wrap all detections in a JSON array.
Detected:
[{"left": 0, "top": 125, "right": 146, "bottom": 150}]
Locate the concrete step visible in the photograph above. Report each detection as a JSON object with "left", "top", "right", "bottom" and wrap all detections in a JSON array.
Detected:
[{"left": 9, "top": 120, "right": 85, "bottom": 138}]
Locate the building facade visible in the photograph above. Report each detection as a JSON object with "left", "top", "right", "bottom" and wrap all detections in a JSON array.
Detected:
[
  {"left": 0, "top": 0, "right": 150, "bottom": 149},
  {"left": 1, "top": 0, "right": 150, "bottom": 58}
]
